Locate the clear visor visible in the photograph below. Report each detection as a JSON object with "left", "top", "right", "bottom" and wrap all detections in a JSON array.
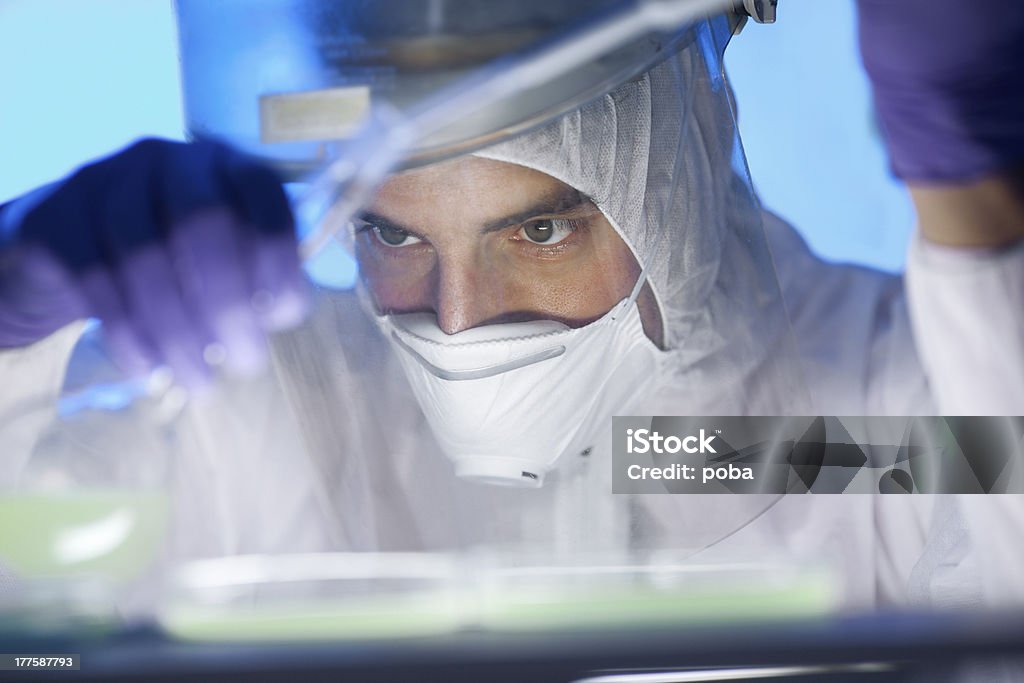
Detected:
[{"left": 261, "top": 10, "right": 811, "bottom": 523}]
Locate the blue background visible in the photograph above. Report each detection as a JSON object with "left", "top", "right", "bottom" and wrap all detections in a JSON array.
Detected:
[{"left": 0, "top": 0, "right": 914, "bottom": 275}]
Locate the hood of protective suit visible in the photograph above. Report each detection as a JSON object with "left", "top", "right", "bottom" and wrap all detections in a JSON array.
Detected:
[{"left": 470, "top": 25, "right": 808, "bottom": 416}]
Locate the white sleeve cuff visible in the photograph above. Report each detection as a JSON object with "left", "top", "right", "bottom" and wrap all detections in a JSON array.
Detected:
[{"left": 0, "top": 322, "right": 84, "bottom": 483}]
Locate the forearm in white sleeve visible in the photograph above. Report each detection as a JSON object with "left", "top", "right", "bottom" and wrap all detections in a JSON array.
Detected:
[
  {"left": 906, "top": 233, "right": 1024, "bottom": 603},
  {"left": 905, "top": 232, "right": 1024, "bottom": 415}
]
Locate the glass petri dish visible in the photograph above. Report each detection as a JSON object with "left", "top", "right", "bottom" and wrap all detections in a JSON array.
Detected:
[{"left": 158, "top": 548, "right": 839, "bottom": 642}]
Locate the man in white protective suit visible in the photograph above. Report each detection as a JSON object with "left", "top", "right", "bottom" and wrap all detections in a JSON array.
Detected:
[{"left": 1, "top": 0, "right": 1023, "bottom": 627}]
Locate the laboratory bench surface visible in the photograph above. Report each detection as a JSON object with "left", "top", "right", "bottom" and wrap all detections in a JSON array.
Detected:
[{"left": 1, "top": 610, "right": 1023, "bottom": 682}]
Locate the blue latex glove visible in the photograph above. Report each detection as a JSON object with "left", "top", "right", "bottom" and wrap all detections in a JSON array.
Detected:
[
  {"left": 0, "top": 138, "right": 309, "bottom": 389},
  {"left": 857, "top": 0, "right": 1024, "bottom": 183}
]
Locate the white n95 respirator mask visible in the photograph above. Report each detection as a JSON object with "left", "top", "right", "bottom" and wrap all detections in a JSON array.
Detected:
[{"left": 369, "top": 291, "right": 665, "bottom": 488}]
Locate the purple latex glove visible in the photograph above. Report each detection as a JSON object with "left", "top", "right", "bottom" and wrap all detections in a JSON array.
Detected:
[
  {"left": 0, "top": 138, "right": 309, "bottom": 388},
  {"left": 858, "top": 0, "right": 1024, "bottom": 183}
]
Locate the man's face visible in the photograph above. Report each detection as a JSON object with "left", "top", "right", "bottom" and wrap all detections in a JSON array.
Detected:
[{"left": 355, "top": 155, "right": 663, "bottom": 344}]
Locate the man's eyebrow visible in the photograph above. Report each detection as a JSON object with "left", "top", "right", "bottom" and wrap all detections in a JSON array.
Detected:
[{"left": 481, "top": 188, "right": 586, "bottom": 233}]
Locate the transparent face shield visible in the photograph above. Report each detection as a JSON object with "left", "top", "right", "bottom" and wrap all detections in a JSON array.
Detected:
[{"left": 172, "top": 0, "right": 811, "bottom": 484}]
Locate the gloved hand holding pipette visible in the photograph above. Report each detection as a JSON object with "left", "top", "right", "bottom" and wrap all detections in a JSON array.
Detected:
[{"left": 0, "top": 138, "right": 308, "bottom": 390}]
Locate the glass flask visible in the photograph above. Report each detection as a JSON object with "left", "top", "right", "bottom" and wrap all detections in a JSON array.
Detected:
[{"left": 0, "top": 327, "right": 181, "bottom": 632}]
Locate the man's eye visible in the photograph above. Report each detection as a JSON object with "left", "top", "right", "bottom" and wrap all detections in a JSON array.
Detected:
[
  {"left": 372, "top": 224, "right": 423, "bottom": 248},
  {"left": 518, "top": 218, "right": 577, "bottom": 245}
]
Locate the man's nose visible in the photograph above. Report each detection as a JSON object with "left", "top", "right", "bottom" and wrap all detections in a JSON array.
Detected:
[{"left": 433, "top": 261, "right": 500, "bottom": 335}]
